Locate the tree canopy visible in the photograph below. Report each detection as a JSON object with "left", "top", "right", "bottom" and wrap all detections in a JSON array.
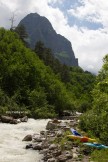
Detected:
[
  {"left": 0, "top": 28, "right": 95, "bottom": 118},
  {"left": 80, "top": 54, "right": 108, "bottom": 144}
]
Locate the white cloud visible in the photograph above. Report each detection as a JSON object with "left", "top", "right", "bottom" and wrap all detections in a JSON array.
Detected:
[
  {"left": 47, "top": 0, "right": 64, "bottom": 4},
  {"left": 0, "top": 0, "right": 108, "bottom": 74},
  {"left": 68, "top": 0, "right": 108, "bottom": 27}
]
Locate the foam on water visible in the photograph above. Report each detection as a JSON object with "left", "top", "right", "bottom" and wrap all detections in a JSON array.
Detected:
[{"left": 0, "top": 118, "right": 49, "bottom": 162}]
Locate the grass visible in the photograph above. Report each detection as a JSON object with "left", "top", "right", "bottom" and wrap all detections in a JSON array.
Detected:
[{"left": 91, "top": 149, "right": 108, "bottom": 162}]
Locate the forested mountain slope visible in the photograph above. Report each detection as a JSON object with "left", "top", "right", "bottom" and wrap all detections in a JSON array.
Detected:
[{"left": 0, "top": 28, "right": 95, "bottom": 118}]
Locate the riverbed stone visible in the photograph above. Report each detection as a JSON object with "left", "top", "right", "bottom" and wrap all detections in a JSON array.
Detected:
[
  {"left": 22, "top": 134, "right": 32, "bottom": 141},
  {"left": 52, "top": 149, "right": 61, "bottom": 157},
  {"left": 65, "top": 151, "right": 72, "bottom": 159},
  {"left": 52, "top": 119, "right": 61, "bottom": 124},
  {"left": 46, "top": 121, "right": 57, "bottom": 130},
  {"left": 1, "top": 115, "right": 18, "bottom": 124},
  {"left": 49, "top": 144, "right": 58, "bottom": 150},
  {"left": 43, "top": 153, "right": 53, "bottom": 161},
  {"left": 57, "top": 154, "right": 67, "bottom": 162},
  {"left": 10, "top": 119, "right": 18, "bottom": 124},
  {"left": 20, "top": 116, "right": 28, "bottom": 122},
  {"left": 56, "top": 130, "right": 63, "bottom": 137},
  {"left": 33, "top": 137, "right": 46, "bottom": 142},
  {"left": 25, "top": 144, "right": 33, "bottom": 149},
  {"left": 73, "top": 152, "right": 78, "bottom": 159},
  {"left": 47, "top": 157, "right": 57, "bottom": 162},
  {"left": 32, "top": 143, "right": 43, "bottom": 150}
]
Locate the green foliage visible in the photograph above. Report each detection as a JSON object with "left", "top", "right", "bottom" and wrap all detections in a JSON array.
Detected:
[
  {"left": 32, "top": 105, "right": 57, "bottom": 119},
  {"left": 91, "top": 149, "right": 108, "bottom": 162},
  {"left": 67, "top": 67, "right": 95, "bottom": 112},
  {"left": 80, "top": 54, "right": 108, "bottom": 144},
  {"left": 53, "top": 130, "right": 72, "bottom": 150},
  {"left": 0, "top": 28, "right": 95, "bottom": 118},
  {"left": 34, "top": 41, "right": 96, "bottom": 113},
  {"left": 14, "top": 24, "right": 29, "bottom": 47},
  {"left": 0, "top": 28, "right": 78, "bottom": 118}
]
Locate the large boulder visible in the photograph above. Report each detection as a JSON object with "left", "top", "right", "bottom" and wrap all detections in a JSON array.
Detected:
[{"left": 1, "top": 115, "right": 18, "bottom": 124}]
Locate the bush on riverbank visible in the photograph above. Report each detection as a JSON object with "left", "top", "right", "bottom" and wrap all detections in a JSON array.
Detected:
[{"left": 79, "top": 54, "right": 108, "bottom": 144}]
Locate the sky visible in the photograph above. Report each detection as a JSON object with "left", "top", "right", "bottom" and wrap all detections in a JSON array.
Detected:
[{"left": 0, "top": 0, "right": 108, "bottom": 74}]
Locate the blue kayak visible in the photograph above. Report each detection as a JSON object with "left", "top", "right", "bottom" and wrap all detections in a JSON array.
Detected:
[
  {"left": 70, "top": 128, "right": 82, "bottom": 136},
  {"left": 83, "top": 142, "right": 108, "bottom": 149}
]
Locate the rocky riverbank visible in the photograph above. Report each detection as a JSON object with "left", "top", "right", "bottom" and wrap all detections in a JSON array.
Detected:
[
  {"left": 23, "top": 115, "right": 92, "bottom": 162},
  {"left": 0, "top": 115, "right": 28, "bottom": 124}
]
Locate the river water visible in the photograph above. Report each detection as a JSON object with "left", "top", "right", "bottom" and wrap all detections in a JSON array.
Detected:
[{"left": 0, "top": 119, "right": 49, "bottom": 162}]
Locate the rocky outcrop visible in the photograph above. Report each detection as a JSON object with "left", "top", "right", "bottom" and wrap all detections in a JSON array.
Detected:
[{"left": 18, "top": 13, "right": 78, "bottom": 66}]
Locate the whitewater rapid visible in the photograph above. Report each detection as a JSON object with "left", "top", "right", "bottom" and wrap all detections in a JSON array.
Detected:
[{"left": 0, "top": 119, "right": 49, "bottom": 162}]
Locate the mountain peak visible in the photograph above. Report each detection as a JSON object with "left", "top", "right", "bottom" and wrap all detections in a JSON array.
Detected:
[{"left": 18, "top": 13, "right": 78, "bottom": 66}]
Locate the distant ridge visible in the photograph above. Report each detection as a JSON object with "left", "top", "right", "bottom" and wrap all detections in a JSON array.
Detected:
[{"left": 18, "top": 13, "right": 78, "bottom": 66}]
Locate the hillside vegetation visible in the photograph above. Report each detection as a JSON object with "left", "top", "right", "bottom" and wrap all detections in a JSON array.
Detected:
[
  {"left": 80, "top": 55, "right": 108, "bottom": 145},
  {"left": 0, "top": 28, "right": 95, "bottom": 118}
]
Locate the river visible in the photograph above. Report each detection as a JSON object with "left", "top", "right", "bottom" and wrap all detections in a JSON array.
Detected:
[{"left": 0, "top": 119, "right": 49, "bottom": 162}]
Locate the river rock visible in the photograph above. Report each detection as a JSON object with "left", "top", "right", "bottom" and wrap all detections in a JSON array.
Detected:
[
  {"left": 40, "top": 148, "right": 49, "bottom": 154},
  {"left": 1, "top": 115, "right": 18, "bottom": 124},
  {"left": 43, "top": 153, "right": 53, "bottom": 161},
  {"left": 56, "top": 130, "right": 63, "bottom": 137},
  {"left": 52, "top": 119, "right": 61, "bottom": 124},
  {"left": 33, "top": 137, "right": 46, "bottom": 142},
  {"left": 25, "top": 144, "right": 33, "bottom": 149},
  {"left": 57, "top": 154, "right": 67, "bottom": 162},
  {"left": 10, "top": 119, "right": 18, "bottom": 124},
  {"left": 46, "top": 121, "right": 57, "bottom": 130},
  {"left": 49, "top": 144, "right": 58, "bottom": 150},
  {"left": 22, "top": 134, "right": 32, "bottom": 141},
  {"left": 42, "top": 141, "right": 49, "bottom": 149},
  {"left": 32, "top": 143, "right": 43, "bottom": 150},
  {"left": 40, "top": 130, "right": 45, "bottom": 136},
  {"left": 58, "top": 122, "right": 67, "bottom": 128},
  {"left": 73, "top": 152, "right": 78, "bottom": 159},
  {"left": 52, "top": 149, "right": 61, "bottom": 157},
  {"left": 65, "top": 151, "right": 72, "bottom": 159},
  {"left": 20, "top": 116, "right": 28, "bottom": 122},
  {"left": 47, "top": 157, "right": 56, "bottom": 162}
]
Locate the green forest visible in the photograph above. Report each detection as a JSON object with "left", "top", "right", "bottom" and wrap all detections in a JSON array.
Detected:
[{"left": 0, "top": 27, "right": 108, "bottom": 147}]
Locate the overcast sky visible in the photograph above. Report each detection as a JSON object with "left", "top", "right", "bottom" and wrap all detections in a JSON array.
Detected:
[{"left": 0, "top": 0, "right": 108, "bottom": 74}]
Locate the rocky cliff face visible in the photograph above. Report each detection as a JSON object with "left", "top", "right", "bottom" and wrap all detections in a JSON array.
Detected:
[{"left": 18, "top": 13, "right": 78, "bottom": 66}]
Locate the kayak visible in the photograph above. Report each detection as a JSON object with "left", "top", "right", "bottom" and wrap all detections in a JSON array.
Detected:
[
  {"left": 83, "top": 142, "right": 108, "bottom": 149},
  {"left": 70, "top": 128, "right": 82, "bottom": 136},
  {"left": 67, "top": 135, "right": 96, "bottom": 142}
]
